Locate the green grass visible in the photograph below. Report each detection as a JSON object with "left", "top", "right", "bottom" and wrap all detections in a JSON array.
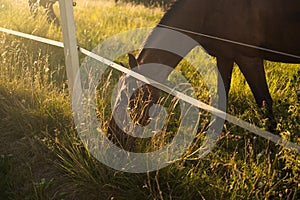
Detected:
[
  {"left": 116, "top": 0, "right": 175, "bottom": 9},
  {"left": 0, "top": 0, "right": 299, "bottom": 199}
]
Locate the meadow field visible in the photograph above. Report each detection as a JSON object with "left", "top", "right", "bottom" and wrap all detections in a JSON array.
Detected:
[{"left": 0, "top": 0, "right": 299, "bottom": 199}]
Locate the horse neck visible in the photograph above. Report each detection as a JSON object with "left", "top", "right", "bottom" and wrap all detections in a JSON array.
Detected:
[
  {"left": 135, "top": 48, "right": 181, "bottom": 83},
  {"left": 135, "top": 28, "right": 197, "bottom": 83}
]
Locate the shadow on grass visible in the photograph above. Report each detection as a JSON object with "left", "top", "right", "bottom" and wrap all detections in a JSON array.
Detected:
[{"left": 0, "top": 85, "right": 70, "bottom": 199}]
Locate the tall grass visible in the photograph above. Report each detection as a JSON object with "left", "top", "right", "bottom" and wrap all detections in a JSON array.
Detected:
[
  {"left": 0, "top": 0, "right": 299, "bottom": 199},
  {"left": 117, "top": 0, "right": 175, "bottom": 9}
]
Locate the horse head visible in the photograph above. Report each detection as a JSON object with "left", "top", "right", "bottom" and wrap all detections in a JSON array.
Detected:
[{"left": 108, "top": 54, "right": 161, "bottom": 146}]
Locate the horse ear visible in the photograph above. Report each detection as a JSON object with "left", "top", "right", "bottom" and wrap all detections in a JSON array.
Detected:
[{"left": 128, "top": 53, "right": 138, "bottom": 70}]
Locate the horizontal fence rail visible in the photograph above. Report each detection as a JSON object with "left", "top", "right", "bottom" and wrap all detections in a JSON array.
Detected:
[
  {"left": 0, "top": 26, "right": 299, "bottom": 154},
  {"left": 158, "top": 24, "right": 300, "bottom": 60},
  {"left": 0, "top": 27, "right": 64, "bottom": 48}
]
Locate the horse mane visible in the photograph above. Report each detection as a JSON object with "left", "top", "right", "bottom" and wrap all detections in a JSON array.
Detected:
[{"left": 165, "top": 0, "right": 180, "bottom": 12}]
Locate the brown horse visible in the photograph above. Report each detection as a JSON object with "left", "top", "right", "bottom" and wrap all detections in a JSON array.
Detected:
[
  {"left": 108, "top": 0, "right": 300, "bottom": 144},
  {"left": 28, "top": 0, "right": 59, "bottom": 25}
]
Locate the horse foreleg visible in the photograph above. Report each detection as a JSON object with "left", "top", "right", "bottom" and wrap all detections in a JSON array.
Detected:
[
  {"left": 236, "top": 56, "right": 276, "bottom": 131},
  {"left": 217, "top": 57, "right": 234, "bottom": 103},
  {"left": 44, "top": 2, "right": 59, "bottom": 25},
  {"left": 28, "top": 0, "right": 39, "bottom": 17}
]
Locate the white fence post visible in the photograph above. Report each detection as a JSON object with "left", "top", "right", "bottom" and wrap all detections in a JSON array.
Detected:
[{"left": 59, "top": 0, "right": 79, "bottom": 95}]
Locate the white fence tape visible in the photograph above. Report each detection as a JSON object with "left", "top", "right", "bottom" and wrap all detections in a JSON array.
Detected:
[
  {"left": 1, "top": 26, "right": 299, "bottom": 154},
  {"left": 0, "top": 27, "right": 64, "bottom": 48}
]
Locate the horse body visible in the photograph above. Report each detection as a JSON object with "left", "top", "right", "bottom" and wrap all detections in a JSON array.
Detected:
[
  {"left": 109, "top": 0, "right": 300, "bottom": 140},
  {"left": 157, "top": 0, "right": 300, "bottom": 62},
  {"left": 134, "top": 0, "right": 300, "bottom": 109}
]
